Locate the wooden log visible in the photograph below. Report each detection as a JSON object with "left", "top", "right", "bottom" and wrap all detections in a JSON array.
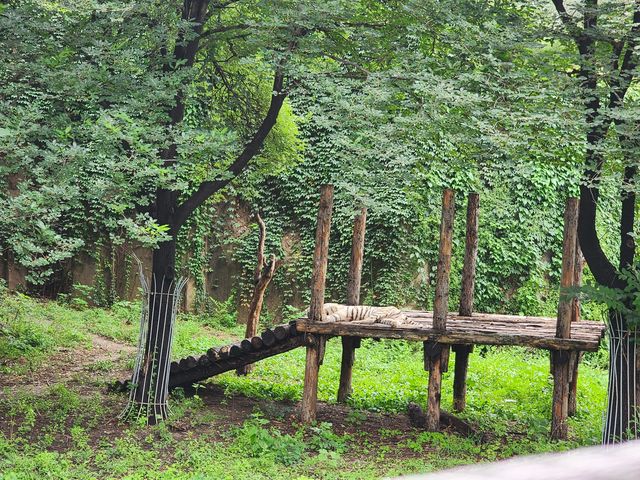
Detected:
[
  {"left": 346, "top": 207, "right": 366, "bottom": 306},
  {"left": 453, "top": 192, "right": 479, "bottom": 413},
  {"left": 551, "top": 350, "right": 571, "bottom": 440},
  {"left": 556, "top": 198, "right": 579, "bottom": 339},
  {"left": 459, "top": 193, "right": 479, "bottom": 318},
  {"left": 288, "top": 320, "right": 298, "bottom": 337},
  {"left": 338, "top": 207, "right": 367, "bottom": 404},
  {"left": 250, "top": 336, "right": 264, "bottom": 350},
  {"left": 404, "top": 316, "right": 602, "bottom": 333},
  {"left": 433, "top": 189, "right": 455, "bottom": 331},
  {"left": 179, "top": 356, "right": 197, "bottom": 370},
  {"left": 302, "top": 185, "right": 334, "bottom": 423},
  {"left": 169, "top": 335, "right": 307, "bottom": 389},
  {"left": 426, "top": 354, "right": 445, "bottom": 431},
  {"left": 302, "top": 334, "right": 324, "bottom": 423},
  {"left": 308, "top": 184, "right": 334, "bottom": 323},
  {"left": 406, "top": 310, "right": 605, "bottom": 330},
  {"left": 295, "top": 320, "right": 603, "bottom": 351},
  {"left": 452, "top": 344, "right": 471, "bottom": 413},
  {"left": 568, "top": 241, "right": 584, "bottom": 417},
  {"left": 261, "top": 329, "right": 276, "bottom": 347},
  {"left": 236, "top": 339, "right": 255, "bottom": 375},
  {"left": 551, "top": 197, "right": 579, "bottom": 440},
  {"left": 571, "top": 241, "right": 584, "bottom": 324},
  {"left": 338, "top": 337, "right": 357, "bottom": 403},
  {"left": 273, "top": 325, "right": 288, "bottom": 341},
  {"left": 426, "top": 189, "right": 455, "bottom": 431}
]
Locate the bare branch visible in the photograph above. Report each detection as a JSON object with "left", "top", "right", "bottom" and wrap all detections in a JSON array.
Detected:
[
  {"left": 254, "top": 213, "right": 266, "bottom": 283},
  {"left": 551, "top": 0, "right": 582, "bottom": 40}
]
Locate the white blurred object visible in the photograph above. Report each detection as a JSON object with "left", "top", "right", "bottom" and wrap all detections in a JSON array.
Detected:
[{"left": 396, "top": 441, "right": 640, "bottom": 480}]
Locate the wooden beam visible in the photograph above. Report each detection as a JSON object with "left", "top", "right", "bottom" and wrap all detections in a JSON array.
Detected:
[
  {"left": 459, "top": 193, "right": 480, "bottom": 318},
  {"left": 569, "top": 240, "right": 584, "bottom": 417},
  {"left": 308, "top": 184, "right": 334, "bottom": 323},
  {"left": 169, "top": 335, "right": 306, "bottom": 388},
  {"left": 453, "top": 192, "right": 479, "bottom": 413},
  {"left": 426, "top": 189, "right": 455, "bottom": 431},
  {"left": 338, "top": 207, "right": 367, "bottom": 404},
  {"left": 556, "top": 198, "right": 579, "bottom": 339},
  {"left": 301, "top": 184, "right": 334, "bottom": 423},
  {"left": 295, "top": 319, "right": 602, "bottom": 351},
  {"left": 551, "top": 197, "right": 579, "bottom": 440},
  {"left": 302, "top": 334, "right": 324, "bottom": 423},
  {"left": 433, "top": 189, "right": 455, "bottom": 331},
  {"left": 346, "top": 207, "right": 366, "bottom": 306}
]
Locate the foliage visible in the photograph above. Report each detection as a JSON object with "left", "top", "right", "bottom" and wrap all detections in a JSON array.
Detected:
[
  {"left": 1, "top": 0, "right": 634, "bottom": 322},
  {"left": 578, "top": 266, "right": 640, "bottom": 328},
  {"left": 231, "top": 414, "right": 306, "bottom": 466},
  {"left": 0, "top": 0, "right": 310, "bottom": 289}
]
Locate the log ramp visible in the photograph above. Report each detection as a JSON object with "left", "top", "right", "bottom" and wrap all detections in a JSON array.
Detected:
[
  {"left": 114, "top": 322, "right": 306, "bottom": 391},
  {"left": 298, "top": 185, "right": 605, "bottom": 441}
]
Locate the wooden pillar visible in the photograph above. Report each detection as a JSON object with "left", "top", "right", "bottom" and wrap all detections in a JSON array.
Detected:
[
  {"left": 551, "top": 197, "right": 579, "bottom": 440},
  {"left": 425, "top": 189, "right": 455, "bottom": 431},
  {"left": 301, "top": 184, "right": 334, "bottom": 424},
  {"left": 453, "top": 192, "right": 479, "bottom": 412},
  {"left": 337, "top": 207, "right": 367, "bottom": 403},
  {"left": 568, "top": 240, "right": 584, "bottom": 417}
]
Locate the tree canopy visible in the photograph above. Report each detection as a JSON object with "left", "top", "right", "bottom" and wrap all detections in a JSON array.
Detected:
[{"left": 1, "top": 0, "right": 638, "bottom": 435}]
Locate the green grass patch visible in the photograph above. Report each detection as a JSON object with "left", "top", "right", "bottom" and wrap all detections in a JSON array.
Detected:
[{"left": 0, "top": 291, "right": 611, "bottom": 478}]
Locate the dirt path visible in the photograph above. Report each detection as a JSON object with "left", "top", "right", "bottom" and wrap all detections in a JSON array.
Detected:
[{"left": 0, "top": 334, "right": 135, "bottom": 394}]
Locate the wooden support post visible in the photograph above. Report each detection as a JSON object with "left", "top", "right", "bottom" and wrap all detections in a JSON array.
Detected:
[
  {"left": 426, "top": 189, "right": 455, "bottom": 431},
  {"left": 338, "top": 207, "right": 367, "bottom": 403},
  {"left": 453, "top": 192, "right": 479, "bottom": 413},
  {"left": 551, "top": 197, "right": 579, "bottom": 440},
  {"left": 301, "top": 184, "right": 334, "bottom": 424},
  {"left": 568, "top": 241, "right": 584, "bottom": 417}
]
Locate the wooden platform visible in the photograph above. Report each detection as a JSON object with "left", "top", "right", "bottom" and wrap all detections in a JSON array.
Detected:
[{"left": 296, "top": 311, "right": 606, "bottom": 352}]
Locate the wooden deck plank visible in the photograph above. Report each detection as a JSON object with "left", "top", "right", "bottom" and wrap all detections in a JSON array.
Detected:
[{"left": 296, "top": 311, "right": 606, "bottom": 352}]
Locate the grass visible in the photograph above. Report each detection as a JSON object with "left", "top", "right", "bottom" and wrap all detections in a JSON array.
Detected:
[
  {"left": 0, "top": 289, "right": 610, "bottom": 479},
  {"left": 214, "top": 340, "right": 607, "bottom": 443}
]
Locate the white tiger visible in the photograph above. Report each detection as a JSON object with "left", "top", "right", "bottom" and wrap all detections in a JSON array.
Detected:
[{"left": 314, "top": 303, "right": 412, "bottom": 328}]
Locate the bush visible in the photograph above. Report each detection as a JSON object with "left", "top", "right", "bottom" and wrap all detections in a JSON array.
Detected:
[{"left": 231, "top": 414, "right": 306, "bottom": 466}]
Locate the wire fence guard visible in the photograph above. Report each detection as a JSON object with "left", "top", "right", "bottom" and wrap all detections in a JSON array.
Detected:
[
  {"left": 120, "top": 258, "right": 186, "bottom": 423},
  {"left": 603, "top": 311, "right": 639, "bottom": 443}
]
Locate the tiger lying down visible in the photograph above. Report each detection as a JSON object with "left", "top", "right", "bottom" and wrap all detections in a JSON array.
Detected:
[{"left": 313, "top": 303, "right": 415, "bottom": 328}]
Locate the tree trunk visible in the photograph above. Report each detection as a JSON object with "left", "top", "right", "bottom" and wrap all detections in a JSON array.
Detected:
[
  {"left": 127, "top": 189, "right": 180, "bottom": 424},
  {"left": 121, "top": 0, "right": 292, "bottom": 425},
  {"left": 237, "top": 214, "right": 278, "bottom": 375}
]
